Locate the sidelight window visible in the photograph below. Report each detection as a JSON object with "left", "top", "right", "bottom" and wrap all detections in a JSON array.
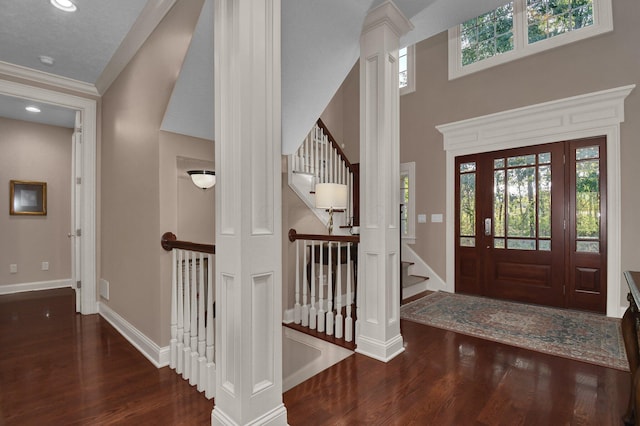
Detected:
[{"left": 459, "top": 161, "right": 476, "bottom": 247}]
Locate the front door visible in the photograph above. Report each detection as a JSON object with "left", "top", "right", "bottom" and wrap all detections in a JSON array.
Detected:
[{"left": 455, "top": 137, "right": 607, "bottom": 313}]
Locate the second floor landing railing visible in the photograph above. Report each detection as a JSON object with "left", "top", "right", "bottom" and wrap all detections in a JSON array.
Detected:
[
  {"left": 161, "top": 232, "right": 215, "bottom": 399},
  {"left": 288, "top": 229, "right": 360, "bottom": 345}
]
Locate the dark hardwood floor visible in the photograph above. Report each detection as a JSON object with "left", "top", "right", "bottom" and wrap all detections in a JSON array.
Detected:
[
  {"left": 0, "top": 288, "right": 212, "bottom": 425},
  {"left": 0, "top": 289, "right": 629, "bottom": 425}
]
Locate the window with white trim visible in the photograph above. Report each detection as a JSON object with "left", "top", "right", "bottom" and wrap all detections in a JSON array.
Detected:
[
  {"left": 400, "top": 162, "right": 416, "bottom": 243},
  {"left": 448, "top": 0, "right": 612, "bottom": 79},
  {"left": 399, "top": 45, "right": 415, "bottom": 95}
]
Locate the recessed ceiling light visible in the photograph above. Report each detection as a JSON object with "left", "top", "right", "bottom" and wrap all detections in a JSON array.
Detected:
[
  {"left": 26, "top": 106, "right": 41, "bottom": 113},
  {"left": 39, "top": 55, "right": 55, "bottom": 66},
  {"left": 50, "top": 0, "right": 77, "bottom": 12}
]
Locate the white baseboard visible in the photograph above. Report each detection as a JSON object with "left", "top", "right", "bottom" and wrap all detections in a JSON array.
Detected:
[
  {"left": 402, "top": 281, "right": 429, "bottom": 299},
  {"left": 0, "top": 279, "right": 72, "bottom": 295},
  {"left": 98, "top": 301, "right": 170, "bottom": 368}
]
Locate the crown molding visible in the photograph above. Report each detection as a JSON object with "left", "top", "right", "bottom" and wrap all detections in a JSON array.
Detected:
[
  {"left": 95, "top": 0, "right": 178, "bottom": 95},
  {"left": 0, "top": 60, "right": 99, "bottom": 97}
]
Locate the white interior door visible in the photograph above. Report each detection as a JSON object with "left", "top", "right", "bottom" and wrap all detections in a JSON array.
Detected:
[{"left": 71, "top": 111, "right": 82, "bottom": 313}]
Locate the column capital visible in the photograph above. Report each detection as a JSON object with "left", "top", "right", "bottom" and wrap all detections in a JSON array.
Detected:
[{"left": 362, "top": 1, "right": 413, "bottom": 38}]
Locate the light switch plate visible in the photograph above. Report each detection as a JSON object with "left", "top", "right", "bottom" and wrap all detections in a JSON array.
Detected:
[
  {"left": 417, "top": 214, "right": 427, "bottom": 223},
  {"left": 431, "top": 214, "right": 443, "bottom": 223}
]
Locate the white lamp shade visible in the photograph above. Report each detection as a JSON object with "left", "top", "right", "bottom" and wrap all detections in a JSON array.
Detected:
[
  {"left": 188, "top": 170, "right": 216, "bottom": 189},
  {"left": 315, "top": 183, "right": 347, "bottom": 209}
]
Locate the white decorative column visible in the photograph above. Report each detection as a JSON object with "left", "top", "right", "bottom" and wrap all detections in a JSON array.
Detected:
[
  {"left": 212, "top": 0, "right": 287, "bottom": 425},
  {"left": 356, "top": 1, "right": 413, "bottom": 362}
]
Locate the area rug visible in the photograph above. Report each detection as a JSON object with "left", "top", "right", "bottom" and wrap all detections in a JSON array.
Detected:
[{"left": 401, "top": 291, "right": 628, "bottom": 371}]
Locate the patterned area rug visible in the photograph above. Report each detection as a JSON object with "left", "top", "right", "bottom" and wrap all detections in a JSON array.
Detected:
[{"left": 401, "top": 292, "right": 628, "bottom": 371}]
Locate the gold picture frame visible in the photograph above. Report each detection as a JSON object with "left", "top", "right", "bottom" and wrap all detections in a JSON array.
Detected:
[{"left": 10, "top": 180, "right": 47, "bottom": 216}]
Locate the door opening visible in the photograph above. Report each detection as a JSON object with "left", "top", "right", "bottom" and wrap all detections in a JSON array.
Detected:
[
  {"left": 0, "top": 79, "right": 98, "bottom": 314},
  {"left": 455, "top": 137, "right": 607, "bottom": 313}
]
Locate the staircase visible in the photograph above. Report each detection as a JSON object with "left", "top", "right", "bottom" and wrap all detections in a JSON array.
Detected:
[
  {"left": 286, "top": 120, "right": 437, "bottom": 350},
  {"left": 401, "top": 260, "right": 429, "bottom": 299},
  {"left": 288, "top": 119, "right": 358, "bottom": 233}
]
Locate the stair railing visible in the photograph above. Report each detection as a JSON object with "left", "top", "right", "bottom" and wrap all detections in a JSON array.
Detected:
[
  {"left": 161, "top": 232, "right": 215, "bottom": 399},
  {"left": 291, "top": 119, "right": 359, "bottom": 227},
  {"left": 288, "top": 229, "right": 359, "bottom": 344}
]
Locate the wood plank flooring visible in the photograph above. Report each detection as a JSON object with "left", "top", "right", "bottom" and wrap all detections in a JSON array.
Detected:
[{"left": 0, "top": 289, "right": 630, "bottom": 425}]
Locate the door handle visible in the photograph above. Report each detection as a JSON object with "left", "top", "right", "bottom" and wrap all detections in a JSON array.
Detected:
[{"left": 484, "top": 218, "right": 492, "bottom": 236}]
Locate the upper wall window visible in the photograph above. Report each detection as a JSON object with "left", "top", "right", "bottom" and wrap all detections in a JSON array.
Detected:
[
  {"left": 448, "top": 0, "right": 612, "bottom": 79},
  {"left": 399, "top": 45, "right": 415, "bottom": 95}
]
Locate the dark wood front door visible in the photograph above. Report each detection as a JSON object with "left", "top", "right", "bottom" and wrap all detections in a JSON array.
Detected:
[{"left": 455, "top": 137, "right": 607, "bottom": 313}]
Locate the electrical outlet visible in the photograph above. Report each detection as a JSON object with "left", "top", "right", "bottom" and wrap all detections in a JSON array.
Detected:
[
  {"left": 41, "top": 261, "right": 49, "bottom": 271},
  {"left": 99, "top": 279, "right": 110, "bottom": 300},
  {"left": 9, "top": 264, "right": 17, "bottom": 274}
]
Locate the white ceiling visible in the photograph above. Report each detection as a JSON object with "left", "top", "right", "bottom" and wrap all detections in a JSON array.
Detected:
[
  {"left": 0, "top": 0, "right": 509, "bottom": 147},
  {"left": 0, "top": 94, "right": 75, "bottom": 128}
]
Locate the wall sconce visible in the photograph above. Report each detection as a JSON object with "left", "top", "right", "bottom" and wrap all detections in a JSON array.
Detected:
[
  {"left": 315, "top": 183, "right": 347, "bottom": 235},
  {"left": 187, "top": 170, "right": 216, "bottom": 190}
]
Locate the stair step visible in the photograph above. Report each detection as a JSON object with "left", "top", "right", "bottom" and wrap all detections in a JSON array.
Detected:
[
  {"left": 401, "top": 261, "right": 415, "bottom": 267},
  {"left": 402, "top": 274, "right": 429, "bottom": 288}
]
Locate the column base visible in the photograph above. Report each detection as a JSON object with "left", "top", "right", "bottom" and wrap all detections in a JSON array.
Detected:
[
  {"left": 212, "top": 404, "right": 288, "bottom": 426},
  {"left": 355, "top": 333, "right": 405, "bottom": 362}
]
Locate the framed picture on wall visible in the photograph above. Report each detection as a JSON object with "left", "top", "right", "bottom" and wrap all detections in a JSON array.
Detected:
[{"left": 10, "top": 180, "right": 47, "bottom": 215}]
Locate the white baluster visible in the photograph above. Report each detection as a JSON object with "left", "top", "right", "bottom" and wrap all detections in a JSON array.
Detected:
[
  {"left": 333, "top": 148, "right": 338, "bottom": 182},
  {"left": 176, "top": 250, "right": 184, "bottom": 373},
  {"left": 170, "top": 249, "right": 177, "bottom": 369},
  {"left": 205, "top": 253, "right": 215, "bottom": 399},
  {"left": 307, "top": 133, "right": 312, "bottom": 174},
  {"left": 309, "top": 241, "right": 317, "bottom": 330},
  {"left": 294, "top": 240, "right": 301, "bottom": 324},
  {"left": 301, "top": 240, "right": 309, "bottom": 327},
  {"left": 197, "top": 252, "right": 206, "bottom": 391},
  {"left": 355, "top": 243, "right": 361, "bottom": 344},
  {"left": 347, "top": 172, "right": 352, "bottom": 226},
  {"left": 326, "top": 242, "right": 334, "bottom": 336},
  {"left": 323, "top": 133, "right": 328, "bottom": 182},
  {"left": 324, "top": 135, "right": 333, "bottom": 183},
  {"left": 335, "top": 242, "right": 343, "bottom": 339},
  {"left": 317, "top": 242, "right": 325, "bottom": 333},
  {"left": 183, "top": 251, "right": 192, "bottom": 380},
  {"left": 345, "top": 244, "right": 353, "bottom": 342},
  {"left": 314, "top": 128, "right": 319, "bottom": 184},
  {"left": 190, "top": 251, "right": 199, "bottom": 386}
]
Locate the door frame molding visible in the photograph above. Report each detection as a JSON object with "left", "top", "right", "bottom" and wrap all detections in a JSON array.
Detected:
[
  {"left": 0, "top": 79, "right": 98, "bottom": 314},
  {"left": 438, "top": 84, "right": 635, "bottom": 318}
]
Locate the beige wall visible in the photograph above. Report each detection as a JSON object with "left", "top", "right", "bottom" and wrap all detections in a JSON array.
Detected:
[
  {"left": 320, "top": 61, "right": 360, "bottom": 162},
  {"left": 401, "top": 0, "right": 639, "bottom": 307},
  {"left": 101, "top": 0, "right": 204, "bottom": 345},
  {"left": 318, "top": 1, "right": 640, "bottom": 309},
  {"left": 0, "top": 117, "right": 72, "bottom": 286}
]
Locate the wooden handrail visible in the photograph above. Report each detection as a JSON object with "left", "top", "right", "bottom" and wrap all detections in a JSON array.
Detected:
[
  {"left": 316, "top": 118, "right": 355, "bottom": 172},
  {"left": 288, "top": 228, "right": 359, "bottom": 244},
  {"left": 161, "top": 232, "right": 215, "bottom": 254}
]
